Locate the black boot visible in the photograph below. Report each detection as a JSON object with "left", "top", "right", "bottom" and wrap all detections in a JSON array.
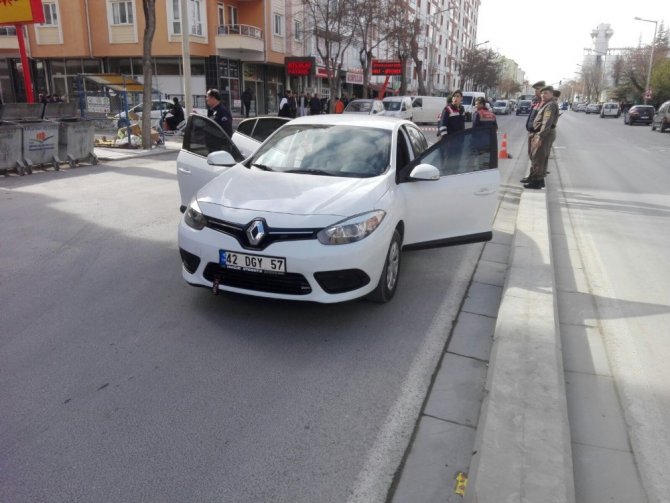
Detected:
[{"left": 524, "top": 179, "right": 544, "bottom": 189}]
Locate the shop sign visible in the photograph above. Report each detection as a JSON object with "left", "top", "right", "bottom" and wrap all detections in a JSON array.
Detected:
[
  {"left": 285, "top": 57, "right": 316, "bottom": 76},
  {"left": 371, "top": 60, "right": 403, "bottom": 76},
  {"left": 346, "top": 72, "right": 364, "bottom": 84}
]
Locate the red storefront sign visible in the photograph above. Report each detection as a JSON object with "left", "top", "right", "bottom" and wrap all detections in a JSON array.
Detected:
[
  {"left": 371, "top": 60, "right": 403, "bottom": 76},
  {"left": 285, "top": 57, "right": 316, "bottom": 76}
]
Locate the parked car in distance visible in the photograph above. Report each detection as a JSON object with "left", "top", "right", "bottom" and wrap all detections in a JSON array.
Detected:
[
  {"left": 516, "top": 100, "right": 532, "bottom": 115},
  {"left": 232, "top": 116, "right": 292, "bottom": 157},
  {"left": 560, "top": 102, "right": 569, "bottom": 110},
  {"left": 343, "top": 99, "right": 385, "bottom": 115},
  {"left": 585, "top": 103, "right": 601, "bottom": 114},
  {"left": 624, "top": 105, "right": 655, "bottom": 125},
  {"left": 492, "top": 100, "right": 511, "bottom": 115},
  {"left": 574, "top": 103, "right": 587, "bottom": 112},
  {"left": 411, "top": 96, "right": 447, "bottom": 124},
  {"left": 176, "top": 114, "right": 500, "bottom": 303},
  {"left": 381, "top": 96, "right": 413, "bottom": 120},
  {"left": 651, "top": 100, "right": 670, "bottom": 132},
  {"left": 600, "top": 102, "right": 620, "bottom": 118}
]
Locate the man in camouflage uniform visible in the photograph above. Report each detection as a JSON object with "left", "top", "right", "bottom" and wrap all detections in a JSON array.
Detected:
[
  {"left": 524, "top": 85, "right": 559, "bottom": 189},
  {"left": 521, "top": 80, "right": 545, "bottom": 184}
]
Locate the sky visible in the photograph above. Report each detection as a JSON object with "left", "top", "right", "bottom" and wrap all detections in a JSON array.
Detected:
[{"left": 476, "top": 0, "right": 669, "bottom": 86}]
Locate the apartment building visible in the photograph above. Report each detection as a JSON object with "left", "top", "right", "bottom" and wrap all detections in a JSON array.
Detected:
[{"left": 0, "top": 0, "right": 481, "bottom": 111}]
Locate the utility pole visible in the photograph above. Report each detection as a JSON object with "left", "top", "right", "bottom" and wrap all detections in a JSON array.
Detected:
[{"left": 181, "top": 0, "right": 192, "bottom": 113}]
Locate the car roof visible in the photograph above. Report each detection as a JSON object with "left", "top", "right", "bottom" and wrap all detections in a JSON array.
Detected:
[{"left": 286, "top": 113, "right": 409, "bottom": 130}]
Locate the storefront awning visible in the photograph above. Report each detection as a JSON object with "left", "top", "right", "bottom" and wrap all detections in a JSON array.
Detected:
[{"left": 80, "top": 73, "right": 151, "bottom": 93}]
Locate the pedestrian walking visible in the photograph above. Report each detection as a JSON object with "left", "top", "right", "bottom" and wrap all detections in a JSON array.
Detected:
[
  {"left": 278, "top": 90, "right": 292, "bottom": 118},
  {"left": 524, "top": 85, "right": 559, "bottom": 189},
  {"left": 438, "top": 89, "right": 465, "bottom": 137},
  {"left": 206, "top": 88, "right": 233, "bottom": 137},
  {"left": 288, "top": 91, "right": 297, "bottom": 118},
  {"left": 298, "top": 92, "right": 309, "bottom": 116},
  {"left": 242, "top": 88, "right": 253, "bottom": 118},
  {"left": 309, "top": 92, "right": 322, "bottom": 115},
  {"left": 334, "top": 96, "right": 345, "bottom": 114}
]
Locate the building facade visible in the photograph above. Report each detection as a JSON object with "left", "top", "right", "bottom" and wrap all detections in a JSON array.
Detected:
[{"left": 0, "top": 0, "right": 481, "bottom": 110}]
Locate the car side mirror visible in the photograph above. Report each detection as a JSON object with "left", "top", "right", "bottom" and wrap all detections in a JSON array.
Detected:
[
  {"left": 409, "top": 163, "right": 440, "bottom": 181},
  {"left": 207, "top": 151, "right": 236, "bottom": 166}
]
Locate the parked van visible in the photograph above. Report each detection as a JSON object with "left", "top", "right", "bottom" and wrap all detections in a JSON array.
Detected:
[
  {"left": 411, "top": 96, "right": 447, "bottom": 124},
  {"left": 461, "top": 91, "right": 486, "bottom": 121},
  {"left": 381, "top": 96, "right": 413, "bottom": 120}
]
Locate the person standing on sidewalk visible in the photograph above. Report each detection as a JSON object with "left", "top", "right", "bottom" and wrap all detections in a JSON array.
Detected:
[
  {"left": 524, "top": 85, "right": 559, "bottom": 189},
  {"left": 242, "top": 88, "right": 253, "bottom": 118},
  {"left": 521, "top": 81, "right": 545, "bottom": 184}
]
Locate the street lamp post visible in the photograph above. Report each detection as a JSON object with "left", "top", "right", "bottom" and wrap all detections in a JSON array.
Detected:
[
  {"left": 634, "top": 16, "right": 658, "bottom": 104},
  {"left": 427, "top": 6, "right": 456, "bottom": 95}
]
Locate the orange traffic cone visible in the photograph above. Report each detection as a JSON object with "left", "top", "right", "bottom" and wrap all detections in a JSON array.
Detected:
[{"left": 499, "top": 133, "right": 511, "bottom": 159}]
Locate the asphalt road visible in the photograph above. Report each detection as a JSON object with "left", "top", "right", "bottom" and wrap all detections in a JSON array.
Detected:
[
  {"left": 548, "top": 110, "right": 670, "bottom": 501},
  {"left": 0, "top": 132, "right": 510, "bottom": 503}
]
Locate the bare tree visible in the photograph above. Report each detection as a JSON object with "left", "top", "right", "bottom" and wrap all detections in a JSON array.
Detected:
[
  {"left": 302, "top": 0, "right": 356, "bottom": 112},
  {"left": 141, "top": 0, "right": 156, "bottom": 149},
  {"left": 498, "top": 78, "right": 521, "bottom": 99},
  {"left": 385, "top": 1, "right": 418, "bottom": 95},
  {"left": 460, "top": 47, "right": 500, "bottom": 92},
  {"left": 351, "top": 0, "right": 393, "bottom": 99}
]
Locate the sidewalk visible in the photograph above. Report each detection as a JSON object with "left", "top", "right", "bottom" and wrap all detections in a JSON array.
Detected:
[{"left": 391, "top": 145, "right": 575, "bottom": 502}]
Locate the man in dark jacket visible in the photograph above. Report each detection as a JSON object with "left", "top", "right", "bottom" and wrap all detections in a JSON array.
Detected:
[
  {"left": 206, "top": 88, "right": 233, "bottom": 137},
  {"left": 309, "top": 92, "right": 322, "bottom": 115},
  {"left": 242, "top": 88, "right": 252, "bottom": 118},
  {"left": 165, "top": 97, "right": 184, "bottom": 131}
]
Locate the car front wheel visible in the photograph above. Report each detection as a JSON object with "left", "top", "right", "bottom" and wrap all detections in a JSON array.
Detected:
[{"left": 367, "top": 229, "right": 402, "bottom": 303}]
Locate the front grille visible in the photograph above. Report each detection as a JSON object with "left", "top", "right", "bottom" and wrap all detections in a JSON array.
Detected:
[
  {"left": 203, "top": 263, "right": 312, "bottom": 295},
  {"left": 204, "top": 215, "right": 319, "bottom": 251}
]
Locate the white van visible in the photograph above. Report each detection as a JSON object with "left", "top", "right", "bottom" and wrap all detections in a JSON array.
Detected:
[
  {"left": 381, "top": 96, "right": 413, "bottom": 120},
  {"left": 411, "top": 96, "right": 447, "bottom": 124},
  {"left": 461, "top": 91, "right": 486, "bottom": 121}
]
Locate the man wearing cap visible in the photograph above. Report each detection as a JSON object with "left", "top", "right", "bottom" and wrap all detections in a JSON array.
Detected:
[
  {"left": 520, "top": 81, "right": 545, "bottom": 183},
  {"left": 525, "top": 85, "right": 559, "bottom": 189}
]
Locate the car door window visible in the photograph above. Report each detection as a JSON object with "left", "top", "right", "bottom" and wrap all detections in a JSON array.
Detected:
[
  {"left": 236, "top": 118, "right": 255, "bottom": 137},
  {"left": 405, "top": 125, "right": 429, "bottom": 156},
  {"left": 183, "top": 114, "right": 244, "bottom": 161},
  {"left": 395, "top": 130, "right": 412, "bottom": 173},
  {"left": 252, "top": 118, "right": 289, "bottom": 142},
  {"left": 402, "top": 127, "right": 498, "bottom": 179},
  {"left": 413, "top": 98, "right": 422, "bottom": 108}
]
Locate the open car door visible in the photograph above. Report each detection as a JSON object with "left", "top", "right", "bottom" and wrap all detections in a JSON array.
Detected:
[
  {"left": 399, "top": 126, "right": 500, "bottom": 248},
  {"left": 177, "top": 114, "right": 244, "bottom": 211}
]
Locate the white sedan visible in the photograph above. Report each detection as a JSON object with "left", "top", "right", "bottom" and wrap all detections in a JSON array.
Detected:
[{"left": 177, "top": 114, "right": 500, "bottom": 303}]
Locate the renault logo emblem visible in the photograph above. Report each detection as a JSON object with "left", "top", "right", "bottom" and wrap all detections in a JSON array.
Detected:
[{"left": 246, "top": 219, "right": 267, "bottom": 246}]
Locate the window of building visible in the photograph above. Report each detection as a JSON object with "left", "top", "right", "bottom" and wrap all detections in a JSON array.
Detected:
[
  {"left": 217, "top": 2, "right": 225, "bottom": 28},
  {"left": 0, "top": 26, "right": 17, "bottom": 36},
  {"left": 227, "top": 6, "right": 238, "bottom": 26},
  {"left": 41, "top": 2, "right": 58, "bottom": 26},
  {"left": 170, "top": 0, "right": 205, "bottom": 36},
  {"left": 111, "top": 1, "right": 134, "bottom": 25},
  {"left": 294, "top": 20, "right": 302, "bottom": 41},
  {"left": 273, "top": 14, "right": 283, "bottom": 37}
]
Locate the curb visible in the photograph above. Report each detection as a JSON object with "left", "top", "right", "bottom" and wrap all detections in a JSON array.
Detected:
[{"left": 465, "top": 191, "right": 575, "bottom": 503}]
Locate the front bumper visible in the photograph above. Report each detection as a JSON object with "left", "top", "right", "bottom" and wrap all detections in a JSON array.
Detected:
[{"left": 177, "top": 216, "right": 395, "bottom": 303}]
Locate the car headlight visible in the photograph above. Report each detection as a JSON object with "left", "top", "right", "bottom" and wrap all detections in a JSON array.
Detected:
[
  {"left": 184, "top": 199, "right": 207, "bottom": 230},
  {"left": 317, "top": 210, "right": 386, "bottom": 245}
]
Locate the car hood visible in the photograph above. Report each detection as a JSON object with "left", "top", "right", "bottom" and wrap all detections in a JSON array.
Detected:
[{"left": 198, "top": 164, "right": 391, "bottom": 218}]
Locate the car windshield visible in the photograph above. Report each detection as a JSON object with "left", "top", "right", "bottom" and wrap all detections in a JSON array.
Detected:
[
  {"left": 520, "top": 101, "right": 531, "bottom": 106},
  {"left": 248, "top": 124, "right": 391, "bottom": 178},
  {"left": 462, "top": 96, "right": 474, "bottom": 105},
  {"left": 494, "top": 101, "right": 506, "bottom": 107},
  {"left": 383, "top": 101, "right": 402, "bottom": 111},
  {"left": 346, "top": 101, "right": 372, "bottom": 112},
  {"left": 633, "top": 106, "right": 654, "bottom": 112}
]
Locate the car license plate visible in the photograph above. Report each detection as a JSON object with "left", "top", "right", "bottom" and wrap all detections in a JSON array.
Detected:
[{"left": 219, "top": 250, "right": 286, "bottom": 274}]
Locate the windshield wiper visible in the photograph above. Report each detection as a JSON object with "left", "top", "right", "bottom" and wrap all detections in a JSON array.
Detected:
[
  {"left": 251, "top": 163, "right": 274, "bottom": 171},
  {"left": 284, "top": 169, "right": 337, "bottom": 176}
]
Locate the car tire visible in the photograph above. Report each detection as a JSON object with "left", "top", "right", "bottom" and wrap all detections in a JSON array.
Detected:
[
  {"left": 367, "top": 229, "right": 402, "bottom": 303},
  {"left": 652, "top": 123, "right": 657, "bottom": 131}
]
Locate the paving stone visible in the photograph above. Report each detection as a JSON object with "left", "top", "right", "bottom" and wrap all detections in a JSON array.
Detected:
[
  {"left": 448, "top": 312, "right": 495, "bottom": 362},
  {"left": 561, "top": 324, "right": 612, "bottom": 377},
  {"left": 461, "top": 282, "right": 503, "bottom": 319}
]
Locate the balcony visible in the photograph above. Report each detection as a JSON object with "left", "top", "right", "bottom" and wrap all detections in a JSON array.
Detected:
[{"left": 216, "top": 24, "right": 264, "bottom": 61}]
